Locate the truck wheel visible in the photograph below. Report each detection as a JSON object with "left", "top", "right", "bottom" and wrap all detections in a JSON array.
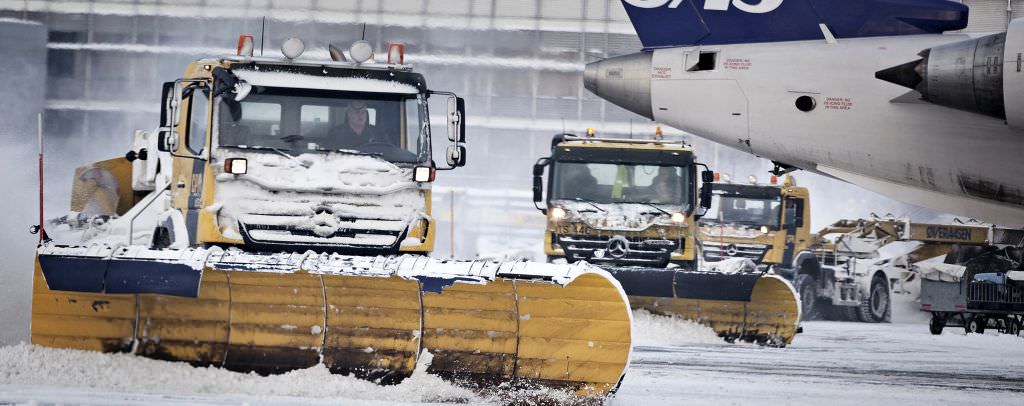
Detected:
[
  {"left": 794, "top": 274, "right": 818, "bottom": 320},
  {"left": 966, "top": 317, "right": 986, "bottom": 334},
  {"left": 1005, "top": 318, "right": 1020, "bottom": 336},
  {"left": 929, "top": 314, "right": 945, "bottom": 335},
  {"left": 858, "top": 276, "right": 890, "bottom": 323}
]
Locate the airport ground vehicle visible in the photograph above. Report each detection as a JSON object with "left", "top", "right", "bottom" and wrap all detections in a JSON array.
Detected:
[
  {"left": 807, "top": 218, "right": 1024, "bottom": 325},
  {"left": 700, "top": 179, "right": 975, "bottom": 324},
  {"left": 918, "top": 230, "right": 1024, "bottom": 335},
  {"left": 30, "top": 38, "right": 632, "bottom": 395},
  {"left": 532, "top": 133, "right": 799, "bottom": 346},
  {"left": 698, "top": 176, "right": 822, "bottom": 319}
]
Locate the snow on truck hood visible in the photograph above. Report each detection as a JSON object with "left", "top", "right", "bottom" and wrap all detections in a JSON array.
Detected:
[
  {"left": 215, "top": 151, "right": 418, "bottom": 195},
  {"left": 233, "top": 69, "right": 419, "bottom": 94},
  {"left": 699, "top": 223, "right": 772, "bottom": 239},
  {"left": 555, "top": 200, "right": 681, "bottom": 231},
  {"left": 213, "top": 152, "right": 424, "bottom": 245}
]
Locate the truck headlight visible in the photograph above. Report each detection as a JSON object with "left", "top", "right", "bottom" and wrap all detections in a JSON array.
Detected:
[
  {"left": 551, "top": 207, "right": 567, "bottom": 220},
  {"left": 671, "top": 212, "right": 686, "bottom": 223}
]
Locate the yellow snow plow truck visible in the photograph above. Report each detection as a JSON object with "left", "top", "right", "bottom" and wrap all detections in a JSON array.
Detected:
[
  {"left": 31, "top": 38, "right": 632, "bottom": 395},
  {"left": 532, "top": 133, "right": 799, "bottom": 346},
  {"left": 698, "top": 176, "right": 822, "bottom": 319}
]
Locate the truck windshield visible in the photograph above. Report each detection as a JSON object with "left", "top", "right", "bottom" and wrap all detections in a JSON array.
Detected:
[
  {"left": 704, "top": 194, "right": 782, "bottom": 227},
  {"left": 217, "top": 86, "right": 429, "bottom": 164},
  {"left": 551, "top": 162, "right": 690, "bottom": 207}
]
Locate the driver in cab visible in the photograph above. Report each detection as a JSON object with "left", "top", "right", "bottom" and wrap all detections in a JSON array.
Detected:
[{"left": 336, "top": 100, "right": 383, "bottom": 148}]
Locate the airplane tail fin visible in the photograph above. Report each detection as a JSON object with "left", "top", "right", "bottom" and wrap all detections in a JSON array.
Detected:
[{"left": 620, "top": 0, "right": 968, "bottom": 49}]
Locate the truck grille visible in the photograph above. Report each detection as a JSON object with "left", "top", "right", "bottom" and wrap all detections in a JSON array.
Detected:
[
  {"left": 701, "top": 241, "right": 769, "bottom": 263},
  {"left": 235, "top": 198, "right": 414, "bottom": 252},
  {"left": 556, "top": 234, "right": 679, "bottom": 267}
]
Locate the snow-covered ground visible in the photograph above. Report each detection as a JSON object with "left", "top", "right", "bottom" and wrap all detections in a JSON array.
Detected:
[
  {"left": 616, "top": 321, "right": 1024, "bottom": 405},
  {"left": 2, "top": 308, "right": 1021, "bottom": 405}
]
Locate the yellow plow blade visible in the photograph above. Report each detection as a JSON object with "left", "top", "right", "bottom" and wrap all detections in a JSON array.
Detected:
[
  {"left": 32, "top": 246, "right": 632, "bottom": 395},
  {"left": 609, "top": 267, "right": 800, "bottom": 346}
]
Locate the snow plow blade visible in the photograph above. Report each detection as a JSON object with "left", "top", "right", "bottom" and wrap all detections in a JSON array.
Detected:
[
  {"left": 31, "top": 245, "right": 632, "bottom": 395},
  {"left": 606, "top": 267, "right": 800, "bottom": 346}
]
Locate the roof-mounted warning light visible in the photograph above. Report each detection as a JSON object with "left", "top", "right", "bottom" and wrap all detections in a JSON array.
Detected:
[
  {"left": 655, "top": 125, "right": 663, "bottom": 140},
  {"left": 770, "top": 175, "right": 779, "bottom": 185},
  {"left": 237, "top": 35, "right": 254, "bottom": 57},
  {"left": 350, "top": 40, "right": 374, "bottom": 63},
  {"left": 281, "top": 37, "right": 305, "bottom": 59},
  {"left": 586, "top": 127, "right": 596, "bottom": 137},
  {"left": 387, "top": 43, "right": 405, "bottom": 64}
]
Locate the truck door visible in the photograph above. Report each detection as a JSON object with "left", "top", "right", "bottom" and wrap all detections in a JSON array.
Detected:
[
  {"left": 781, "top": 197, "right": 805, "bottom": 266},
  {"left": 171, "top": 82, "right": 211, "bottom": 244}
]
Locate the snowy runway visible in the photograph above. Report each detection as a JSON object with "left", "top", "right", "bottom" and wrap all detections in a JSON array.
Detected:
[
  {"left": 1, "top": 317, "right": 1021, "bottom": 405},
  {"left": 615, "top": 321, "right": 1024, "bottom": 405}
]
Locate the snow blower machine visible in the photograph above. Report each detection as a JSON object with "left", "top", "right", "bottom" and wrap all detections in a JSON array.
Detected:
[
  {"left": 532, "top": 133, "right": 799, "bottom": 347},
  {"left": 30, "top": 37, "right": 632, "bottom": 396}
]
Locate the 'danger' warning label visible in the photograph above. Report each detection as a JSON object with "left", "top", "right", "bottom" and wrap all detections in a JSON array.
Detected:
[
  {"left": 824, "top": 97, "right": 853, "bottom": 110},
  {"left": 724, "top": 58, "right": 752, "bottom": 70}
]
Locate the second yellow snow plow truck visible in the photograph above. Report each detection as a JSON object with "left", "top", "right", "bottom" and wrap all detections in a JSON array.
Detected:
[
  {"left": 532, "top": 133, "right": 799, "bottom": 346},
  {"left": 698, "top": 176, "right": 822, "bottom": 319},
  {"left": 31, "top": 37, "right": 632, "bottom": 395}
]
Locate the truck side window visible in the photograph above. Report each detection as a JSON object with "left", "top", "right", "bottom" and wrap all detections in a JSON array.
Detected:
[{"left": 187, "top": 87, "right": 210, "bottom": 155}]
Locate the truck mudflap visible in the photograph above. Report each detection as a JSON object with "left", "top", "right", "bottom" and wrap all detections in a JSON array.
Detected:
[
  {"left": 605, "top": 267, "right": 800, "bottom": 346},
  {"left": 32, "top": 244, "right": 632, "bottom": 396}
]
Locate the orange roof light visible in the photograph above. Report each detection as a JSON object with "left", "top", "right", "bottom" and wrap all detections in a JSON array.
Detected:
[
  {"left": 586, "top": 127, "right": 596, "bottom": 137},
  {"left": 237, "top": 35, "right": 254, "bottom": 57},
  {"left": 387, "top": 43, "right": 405, "bottom": 64}
]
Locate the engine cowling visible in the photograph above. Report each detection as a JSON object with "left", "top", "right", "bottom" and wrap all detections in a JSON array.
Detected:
[{"left": 876, "top": 18, "right": 1024, "bottom": 130}]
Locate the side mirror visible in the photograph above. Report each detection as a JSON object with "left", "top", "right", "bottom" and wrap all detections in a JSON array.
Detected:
[
  {"left": 159, "top": 81, "right": 175, "bottom": 127},
  {"left": 157, "top": 128, "right": 178, "bottom": 152},
  {"left": 446, "top": 96, "right": 466, "bottom": 143},
  {"left": 532, "top": 164, "right": 545, "bottom": 202},
  {"left": 700, "top": 184, "right": 713, "bottom": 210},
  {"left": 445, "top": 145, "right": 466, "bottom": 167},
  {"left": 701, "top": 170, "right": 715, "bottom": 183},
  {"left": 532, "top": 159, "right": 548, "bottom": 213}
]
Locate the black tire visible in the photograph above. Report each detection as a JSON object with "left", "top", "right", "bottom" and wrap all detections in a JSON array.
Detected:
[
  {"left": 966, "top": 316, "right": 986, "bottom": 334},
  {"left": 858, "top": 275, "right": 891, "bottom": 323},
  {"left": 794, "top": 274, "right": 818, "bottom": 321},
  {"left": 1005, "top": 318, "right": 1021, "bottom": 336},
  {"left": 929, "top": 314, "right": 945, "bottom": 335}
]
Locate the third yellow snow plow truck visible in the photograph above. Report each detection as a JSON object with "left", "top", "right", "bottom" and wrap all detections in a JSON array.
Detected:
[
  {"left": 30, "top": 37, "right": 631, "bottom": 396},
  {"left": 532, "top": 133, "right": 799, "bottom": 346}
]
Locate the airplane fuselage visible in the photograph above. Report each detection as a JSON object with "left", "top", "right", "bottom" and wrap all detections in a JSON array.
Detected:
[{"left": 588, "top": 32, "right": 1024, "bottom": 226}]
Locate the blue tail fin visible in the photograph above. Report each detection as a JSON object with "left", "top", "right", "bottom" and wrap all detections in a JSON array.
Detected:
[{"left": 621, "top": 0, "right": 968, "bottom": 49}]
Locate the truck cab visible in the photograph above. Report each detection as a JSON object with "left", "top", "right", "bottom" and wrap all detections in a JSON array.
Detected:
[
  {"left": 698, "top": 176, "right": 812, "bottom": 273},
  {"left": 121, "top": 39, "right": 467, "bottom": 255},
  {"left": 532, "top": 133, "right": 711, "bottom": 269}
]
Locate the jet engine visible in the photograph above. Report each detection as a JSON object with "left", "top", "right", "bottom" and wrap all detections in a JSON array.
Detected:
[{"left": 876, "top": 18, "right": 1024, "bottom": 130}]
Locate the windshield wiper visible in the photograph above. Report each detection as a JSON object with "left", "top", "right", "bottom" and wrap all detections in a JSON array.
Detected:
[
  {"left": 573, "top": 197, "right": 607, "bottom": 213},
  {"left": 635, "top": 202, "right": 672, "bottom": 216}
]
